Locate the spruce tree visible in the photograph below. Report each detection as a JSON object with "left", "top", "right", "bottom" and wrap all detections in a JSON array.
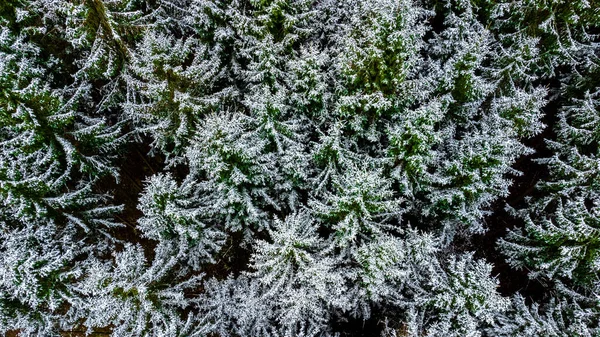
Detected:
[
  {"left": 0, "top": 2, "right": 124, "bottom": 333},
  {"left": 70, "top": 244, "right": 204, "bottom": 337},
  {"left": 3, "top": 0, "right": 599, "bottom": 335},
  {"left": 138, "top": 173, "right": 226, "bottom": 270}
]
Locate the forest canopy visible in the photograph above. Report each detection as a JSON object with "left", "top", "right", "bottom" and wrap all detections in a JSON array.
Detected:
[{"left": 0, "top": 0, "right": 599, "bottom": 336}]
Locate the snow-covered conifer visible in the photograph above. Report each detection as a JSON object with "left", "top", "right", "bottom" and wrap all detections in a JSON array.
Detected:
[
  {"left": 123, "top": 0, "right": 236, "bottom": 161},
  {"left": 491, "top": 0, "right": 600, "bottom": 77},
  {"left": 71, "top": 244, "right": 203, "bottom": 337},
  {"left": 335, "top": 0, "right": 429, "bottom": 139},
  {"left": 246, "top": 211, "right": 347, "bottom": 334},
  {"left": 186, "top": 112, "right": 278, "bottom": 233},
  {"left": 199, "top": 276, "right": 278, "bottom": 337},
  {"left": 394, "top": 0, "right": 539, "bottom": 241},
  {"left": 422, "top": 253, "right": 510, "bottom": 336},
  {"left": 138, "top": 173, "right": 226, "bottom": 270},
  {"left": 0, "top": 4, "right": 123, "bottom": 332},
  {"left": 310, "top": 164, "right": 402, "bottom": 254},
  {"left": 489, "top": 294, "right": 600, "bottom": 336}
]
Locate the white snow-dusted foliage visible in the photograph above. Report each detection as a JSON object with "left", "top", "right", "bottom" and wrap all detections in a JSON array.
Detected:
[{"left": 1, "top": 0, "right": 599, "bottom": 335}]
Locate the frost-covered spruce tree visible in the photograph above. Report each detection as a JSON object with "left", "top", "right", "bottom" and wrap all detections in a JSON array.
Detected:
[
  {"left": 500, "top": 197, "right": 600, "bottom": 286},
  {"left": 419, "top": 253, "right": 510, "bottom": 336},
  {"left": 26, "top": 0, "right": 145, "bottom": 115},
  {"left": 235, "top": 0, "right": 319, "bottom": 210},
  {"left": 70, "top": 244, "right": 204, "bottom": 337},
  {"left": 488, "top": 294, "right": 600, "bottom": 336},
  {"left": 310, "top": 122, "right": 363, "bottom": 195},
  {"left": 347, "top": 230, "right": 438, "bottom": 320},
  {"left": 309, "top": 0, "right": 431, "bottom": 208},
  {"left": 353, "top": 233, "right": 511, "bottom": 337},
  {"left": 493, "top": 0, "right": 600, "bottom": 332},
  {"left": 498, "top": 3, "right": 600, "bottom": 289},
  {"left": 309, "top": 162, "right": 405, "bottom": 319},
  {"left": 384, "top": 0, "right": 543, "bottom": 241},
  {"left": 483, "top": 5, "right": 546, "bottom": 140},
  {"left": 334, "top": 0, "right": 429, "bottom": 141},
  {"left": 199, "top": 275, "right": 278, "bottom": 337},
  {"left": 125, "top": 31, "right": 215, "bottom": 161},
  {"left": 0, "top": 2, "right": 124, "bottom": 334},
  {"left": 490, "top": 0, "right": 600, "bottom": 78},
  {"left": 311, "top": 164, "right": 402, "bottom": 255},
  {"left": 285, "top": 42, "right": 332, "bottom": 122},
  {"left": 498, "top": 73, "right": 600, "bottom": 299},
  {"left": 124, "top": 0, "right": 238, "bottom": 162},
  {"left": 196, "top": 214, "right": 345, "bottom": 336},
  {"left": 138, "top": 173, "right": 226, "bottom": 270},
  {"left": 246, "top": 212, "right": 347, "bottom": 335},
  {"left": 184, "top": 112, "right": 279, "bottom": 234},
  {"left": 380, "top": 252, "right": 510, "bottom": 337}
]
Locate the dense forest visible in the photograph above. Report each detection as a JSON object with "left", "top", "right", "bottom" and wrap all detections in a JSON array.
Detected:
[{"left": 1, "top": 0, "right": 599, "bottom": 336}]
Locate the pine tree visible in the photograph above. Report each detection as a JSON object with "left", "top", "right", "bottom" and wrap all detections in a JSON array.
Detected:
[
  {"left": 199, "top": 276, "right": 279, "bottom": 337},
  {"left": 498, "top": 29, "right": 600, "bottom": 295},
  {"left": 310, "top": 122, "right": 362, "bottom": 195},
  {"left": 386, "top": 100, "right": 447, "bottom": 200},
  {"left": 356, "top": 235, "right": 510, "bottom": 337},
  {"left": 380, "top": 252, "right": 510, "bottom": 337},
  {"left": 493, "top": 1, "right": 600, "bottom": 333},
  {"left": 238, "top": 0, "right": 318, "bottom": 210},
  {"left": 348, "top": 230, "right": 437, "bottom": 319},
  {"left": 422, "top": 253, "right": 510, "bottom": 336},
  {"left": 501, "top": 198, "right": 600, "bottom": 284},
  {"left": 285, "top": 43, "right": 332, "bottom": 121},
  {"left": 490, "top": 0, "right": 600, "bottom": 78},
  {"left": 124, "top": 0, "right": 236, "bottom": 162}
]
